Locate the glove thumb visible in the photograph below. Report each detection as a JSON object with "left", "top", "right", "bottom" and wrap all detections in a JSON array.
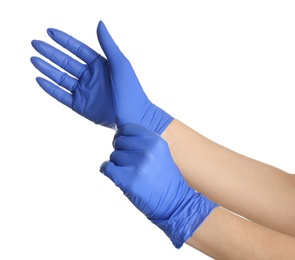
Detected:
[{"left": 97, "top": 20, "right": 125, "bottom": 63}]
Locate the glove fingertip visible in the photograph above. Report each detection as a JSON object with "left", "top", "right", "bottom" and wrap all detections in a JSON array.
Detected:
[
  {"left": 100, "top": 161, "right": 125, "bottom": 189},
  {"left": 30, "top": 56, "right": 37, "bottom": 65},
  {"left": 96, "top": 20, "right": 107, "bottom": 44},
  {"left": 98, "top": 20, "right": 105, "bottom": 31},
  {"left": 100, "top": 160, "right": 111, "bottom": 174},
  {"left": 35, "top": 76, "right": 45, "bottom": 85},
  {"left": 97, "top": 20, "right": 122, "bottom": 61},
  {"left": 47, "top": 28, "right": 55, "bottom": 38}
]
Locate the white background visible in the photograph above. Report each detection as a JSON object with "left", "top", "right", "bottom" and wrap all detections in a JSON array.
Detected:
[{"left": 1, "top": 1, "right": 295, "bottom": 259}]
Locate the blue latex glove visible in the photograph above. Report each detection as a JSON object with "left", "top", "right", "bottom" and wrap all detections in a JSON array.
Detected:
[
  {"left": 31, "top": 21, "right": 173, "bottom": 134},
  {"left": 100, "top": 123, "right": 219, "bottom": 248}
]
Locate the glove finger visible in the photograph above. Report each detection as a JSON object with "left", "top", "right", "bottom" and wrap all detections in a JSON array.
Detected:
[
  {"left": 97, "top": 20, "right": 125, "bottom": 63},
  {"left": 115, "top": 123, "right": 157, "bottom": 141},
  {"left": 47, "top": 28, "right": 99, "bottom": 64},
  {"left": 100, "top": 160, "right": 132, "bottom": 190},
  {"left": 36, "top": 77, "right": 72, "bottom": 108},
  {"left": 32, "top": 40, "right": 87, "bottom": 78},
  {"left": 110, "top": 150, "right": 143, "bottom": 167},
  {"left": 113, "top": 135, "right": 153, "bottom": 151},
  {"left": 31, "top": 57, "right": 77, "bottom": 93}
]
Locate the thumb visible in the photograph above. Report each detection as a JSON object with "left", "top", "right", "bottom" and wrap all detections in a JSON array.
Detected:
[{"left": 97, "top": 20, "right": 125, "bottom": 62}]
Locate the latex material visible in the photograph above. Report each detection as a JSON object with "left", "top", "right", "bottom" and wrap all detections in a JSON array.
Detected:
[
  {"left": 31, "top": 21, "right": 173, "bottom": 134},
  {"left": 100, "top": 123, "right": 219, "bottom": 248}
]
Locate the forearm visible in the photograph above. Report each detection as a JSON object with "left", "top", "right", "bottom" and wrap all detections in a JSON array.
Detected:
[
  {"left": 186, "top": 207, "right": 295, "bottom": 260},
  {"left": 162, "top": 119, "right": 295, "bottom": 236}
]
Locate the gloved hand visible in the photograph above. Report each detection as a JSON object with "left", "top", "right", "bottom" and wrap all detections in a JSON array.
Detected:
[
  {"left": 31, "top": 20, "right": 173, "bottom": 134},
  {"left": 100, "top": 123, "right": 219, "bottom": 248}
]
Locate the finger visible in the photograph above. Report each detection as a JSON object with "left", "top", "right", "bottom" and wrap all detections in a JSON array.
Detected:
[
  {"left": 100, "top": 160, "right": 131, "bottom": 189},
  {"left": 31, "top": 56, "right": 77, "bottom": 93},
  {"left": 31, "top": 40, "right": 87, "bottom": 78},
  {"left": 36, "top": 77, "right": 72, "bottom": 108},
  {"left": 110, "top": 150, "right": 143, "bottom": 167},
  {"left": 100, "top": 161, "right": 121, "bottom": 186},
  {"left": 114, "top": 123, "right": 157, "bottom": 141},
  {"left": 47, "top": 28, "right": 99, "bottom": 64},
  {"left": 113, "top": 135, "right": 133, "bottom": 150},
  {"left": 97, "top": 20, "right": 125, "bottom": 62},
  {"left": 113, "top": 135, "right": 152, "bottom": 152}
]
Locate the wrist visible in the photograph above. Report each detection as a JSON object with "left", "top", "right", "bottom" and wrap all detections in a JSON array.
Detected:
[
  {"left": 145, "top": 103, "right": 173, "bottom": 135},
  {"left": 151, "top": 192, "right": 219, "bottom": 249}
]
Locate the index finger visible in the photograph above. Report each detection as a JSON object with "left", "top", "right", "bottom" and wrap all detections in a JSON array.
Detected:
[{"left": 47, "top": 28, "right": 100, "bottom": 64}]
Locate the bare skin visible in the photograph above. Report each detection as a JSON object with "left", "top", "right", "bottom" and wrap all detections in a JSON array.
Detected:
[
  {"left": 161, "top": 118, "right": 295, "bottom": 258},
  {"left": 186, "top": 207, "right": 295, "bottom": 259}
]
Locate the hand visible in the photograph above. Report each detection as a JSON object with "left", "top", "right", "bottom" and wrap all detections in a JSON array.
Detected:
[
  {"left": 100, "top": 123, "right": 219, "bottom": 248},
  {"left": 31, "top": 21, "right": 173, "bottom": 134}
]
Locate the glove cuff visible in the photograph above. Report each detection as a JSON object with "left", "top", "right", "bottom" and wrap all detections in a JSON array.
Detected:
[
  {"left": 151, "top": 192, "right": 219, "bottom": 249},
  {"left": 143, "top": 103, "right": 174, "bottom": 135}
]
